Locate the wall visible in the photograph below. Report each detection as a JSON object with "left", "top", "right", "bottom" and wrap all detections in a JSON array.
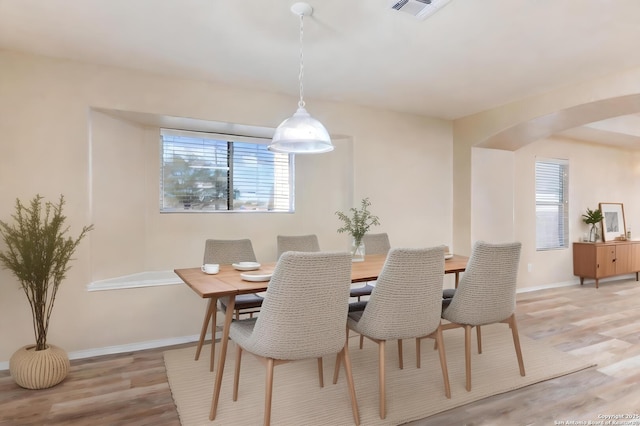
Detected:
[
  {"left": 474, "top": 136, "right": 640, "bottom": 290},
  {"left": 515, "top": 136, "right": 640, "bottom": 288},
  {"left": 452, "top": 66, "right": 640, "bottom": 255},
  {"left": 0, "top": 51, "right": 453, "bottom": 363},
  {"left": 471, "top": 147, "right": 515, "bottom": 244}
]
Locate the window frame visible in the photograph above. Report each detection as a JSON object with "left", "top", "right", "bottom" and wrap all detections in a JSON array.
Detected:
[
  {"left": 535, "top": 157, "right": 569, "bottom": 251},
  {"left": 159, "top": 128, "right": 295, "bottom": 213}
]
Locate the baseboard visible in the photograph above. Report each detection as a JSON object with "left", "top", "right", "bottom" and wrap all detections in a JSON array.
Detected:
[
  {"left": 0, "top": 331, "right": 222, "bottom": 371},
  {"left": 517, "top": 274, "right": 638, "bottom": 293},
  {"left": 517, "top": 278, "right": 581, "bottom": 293}
]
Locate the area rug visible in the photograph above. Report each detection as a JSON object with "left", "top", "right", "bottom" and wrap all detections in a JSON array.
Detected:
[{"left": 164, "top": 325, "right": 595, "bottom": 425}]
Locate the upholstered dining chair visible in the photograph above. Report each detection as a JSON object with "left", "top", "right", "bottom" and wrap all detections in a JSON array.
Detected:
[
  {"left": 438, "top": 240, "right": 525, "bottom": 392},
  {"left": 228, "top": 251, "right": 360, "bottom": 426},
  {"left": 196, "top": 238, "right": 264, "bottom": 372},
  {"left": 276, "top": 234, "right": 320, "bottom": 258},
  {"left": 334, "top": 247, "right": 451, "bottom": 420},
  {"left": 350, "top": 232, "right": 391, "bottom": 349}
]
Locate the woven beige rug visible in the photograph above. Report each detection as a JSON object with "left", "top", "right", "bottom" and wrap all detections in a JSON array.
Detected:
[{"left": 164, "top": 325, "right": 594, "bottom": 425}]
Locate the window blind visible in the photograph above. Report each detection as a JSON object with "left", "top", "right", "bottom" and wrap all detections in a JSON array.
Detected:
[
  {"left": 535, "top": 158, "right": 569, "bottom": 250},
  {"left": 160, "top": 129, "right": 293, "bottom": 212}
]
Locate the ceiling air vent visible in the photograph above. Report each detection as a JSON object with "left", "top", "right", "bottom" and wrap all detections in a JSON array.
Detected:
[{"left": 389, "top": 0, "right": 452, "bottom": 20}]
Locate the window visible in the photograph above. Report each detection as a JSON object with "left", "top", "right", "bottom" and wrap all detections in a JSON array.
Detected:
[
  {"left": 160, "top": 129, "right": 294, "bottom": 212},
  {"left": 535, "top": 158, "right": 568, "bottom": 250}
]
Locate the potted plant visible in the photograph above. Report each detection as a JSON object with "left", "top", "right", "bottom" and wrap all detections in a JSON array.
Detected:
[
  {"left": 335, "top": 198, "right": 381, "bottom": 262},
  {"left": 0, "top": 194, "right": 93, "bottom": 389},
  {"left": 582, "top": 207, "right": 603, "bottom": 242}
]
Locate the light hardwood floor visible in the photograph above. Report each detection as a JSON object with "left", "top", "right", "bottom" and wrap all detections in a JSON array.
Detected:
[{"left": 1, "top": 279, "right": 640, "bottom": 425}]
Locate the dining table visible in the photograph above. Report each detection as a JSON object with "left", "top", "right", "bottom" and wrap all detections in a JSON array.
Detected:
[{"left": 174, "top": 252, "right": 468, "bottom": 420}]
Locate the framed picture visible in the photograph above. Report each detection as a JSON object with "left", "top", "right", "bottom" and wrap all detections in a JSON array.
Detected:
[{"left": 599, "top": 202, "right": 626, "bottom": 242}]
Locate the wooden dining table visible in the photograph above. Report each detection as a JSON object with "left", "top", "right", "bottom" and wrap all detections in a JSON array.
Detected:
[{"left": 174, "top": 252, "right": 468, "bottom": 420}]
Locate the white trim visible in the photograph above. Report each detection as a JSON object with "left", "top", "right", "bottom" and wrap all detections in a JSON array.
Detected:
[
  {"left": 87, "top": 270, "right": 183, "bottom": 291},
  {"left": 516, "top": 274, "right": 637, "bottom": 293},
  {"left": 516, "top": 278, "right": 580, "bottom": 293},
  {"left": 0, "top": 332, "right": 222, "bottom": 371}
]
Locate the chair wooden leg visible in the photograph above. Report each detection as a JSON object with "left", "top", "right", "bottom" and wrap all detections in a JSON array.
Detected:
[
  {"left": 333, "top": 352, "right": 342, "bottom": 384},
  {"left": 464, "top": 324, "right": 472, "bottom": 391},
  {"left": 397, "top": 339, "right": 403, "bottom": 370},
  {"left": 195, "top": 299, "right": 215, "bottom": 362},
  {"left": 233, "top": 345, "right": 243, "bottom": 401},
  {"left": 378, "top": 340, "right": 386, "bottom": 419},
  {"left": 264, "top": 358, "right": 275, "bottom": 426},
  {"left": 434, "top": 326, "right": 451, "bottom": 399},
  {"left": 317, "top": 357, "right": 324, "bottom": 388},
  {"left": 333, "top": 327, "right": 348, "bottom": 384},
  {"left": 476, "top": 325, "right": 482, "bottom": 354},
  {"left": 359, "top": 334, "right": 364, "bottom": 349},
  {"left": 508, "top": 314, "right": 526, "bottom": 376},
  {"left": 416, "top": 338, "right": 421, "bottom": 369},
  {"left": 341, "top": 344, "right": 360, "bottom": 425}
]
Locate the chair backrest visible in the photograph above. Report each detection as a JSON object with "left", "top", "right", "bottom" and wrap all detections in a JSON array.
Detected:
[
  {"left": 355, "top": 247, "right": 445, "bottom": 340},
  {"left": 276, "top": 234, "right": 320, "bottom": 258},
  {"left": 245, "top": 251, "right": 352, "bottom": 360},
  {"left": 362, "top": 233, "right": 391, "bottom": 255},
  {"left": 203, "top": 239, "right": 257, "bottom": 265},
  {"left": 443, "top": 241, "right": 522, "bottom": 325}
]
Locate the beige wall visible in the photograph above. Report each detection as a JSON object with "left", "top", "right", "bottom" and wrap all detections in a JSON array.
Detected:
[
  {"left": 0, "top": 51, "right": 453, "bottom": 362},
  {"left": 474, "top": 137, "right": 640, "bottom": 289},
  {"left": 452, "top": 66, "right": 640, "bottom": 255},
  {"left": 515, "top": 137, "right": 640, "bottom": 288},
  {"left": 471, "top": 147, "right": 515, "bottom": 244}
]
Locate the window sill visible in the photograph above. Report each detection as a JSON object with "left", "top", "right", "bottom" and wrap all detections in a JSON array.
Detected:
[{"left": 87, "top": 270, "right": 182, "bottom": 291}]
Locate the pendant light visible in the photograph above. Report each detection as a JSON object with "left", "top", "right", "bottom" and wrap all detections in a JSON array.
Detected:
[{"left": 268, "top": 2, "right": 334, "bottom": 154}]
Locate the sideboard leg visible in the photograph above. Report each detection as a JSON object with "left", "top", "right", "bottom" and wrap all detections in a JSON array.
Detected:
[
  {"left": 580, "top": 277, "right": 584, "bottom": 285},
  {"left": 595, "top": 279, "right": 599, "bottom": 289},
  {"left": 636, "top": 272, "right": 639, "bottom": 282}
]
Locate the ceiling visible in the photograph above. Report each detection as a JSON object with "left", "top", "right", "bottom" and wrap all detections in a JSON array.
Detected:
[{"left": 2, "top": 0, "right": 640, "bottom": 147}]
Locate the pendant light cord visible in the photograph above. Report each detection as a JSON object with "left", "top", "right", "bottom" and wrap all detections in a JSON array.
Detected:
[{"left": 298, "top": 13, "right": 305, "bottom": 109}]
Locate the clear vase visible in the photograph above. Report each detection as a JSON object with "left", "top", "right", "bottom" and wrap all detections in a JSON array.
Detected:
[
  {"left": 589, "top": 223, "right": 599, "bottom": 242},
  {"left": 351, "top": 237, "right": 365, "bottom": 262}
]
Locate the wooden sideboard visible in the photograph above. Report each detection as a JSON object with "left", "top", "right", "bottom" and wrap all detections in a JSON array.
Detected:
[{"left": 573, "top": 241, "right": 640, "bottom": 289}]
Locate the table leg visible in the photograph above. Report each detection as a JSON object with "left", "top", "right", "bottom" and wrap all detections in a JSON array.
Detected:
[
  {"left": 455, "top": 272, "right": 460, "bottom": 289},
  {"left": 210, "top": 295, "right": 236, "bottom": 420},
  {"left": 195, "top": 298, "right": 215, "bottom": 362},
  {"left": 209, "top": 300, "right": 218, "bottom": 372}
]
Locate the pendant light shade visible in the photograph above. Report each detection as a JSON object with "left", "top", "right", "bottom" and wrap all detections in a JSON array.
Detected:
[
  {"left": 268, "top": 2, "right": 334, "bottom": 154},
  {"left": 270, "top": 107, "right": 333, "bottom": 154}
]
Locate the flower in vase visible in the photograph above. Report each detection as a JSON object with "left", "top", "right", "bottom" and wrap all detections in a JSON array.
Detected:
[{"left": 335, "top": 198, "right": 381, "bottom": 250}]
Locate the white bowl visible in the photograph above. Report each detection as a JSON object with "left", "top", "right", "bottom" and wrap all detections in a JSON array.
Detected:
[
  {"left": 232, "top": 262, "right": 261, "bottom": 271},
  {"left": 240, "top": 272, "right": 272, "bottom": 282}
]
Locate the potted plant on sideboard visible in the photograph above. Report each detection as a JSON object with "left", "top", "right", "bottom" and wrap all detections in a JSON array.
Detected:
[
  {"left": 0, "top": 195, "right": 93, "bottom": 389},
  {"left": 582, "top": 207, "right": 603, "bottom": 242}
]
